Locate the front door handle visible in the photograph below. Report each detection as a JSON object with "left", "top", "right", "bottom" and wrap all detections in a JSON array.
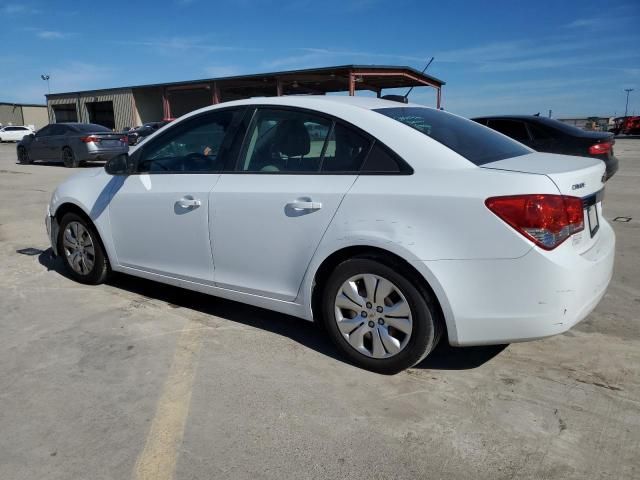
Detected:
[
  {"left": 288, "top": 200, "right": 322, "bottom": 211},
  {"left": 177, "top": 196, "right": 201, "bottom": 209}
]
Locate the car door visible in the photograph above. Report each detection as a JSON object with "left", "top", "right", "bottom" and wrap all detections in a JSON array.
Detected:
[
  {"left": 108, "top": 108, "right": 245, "bottom": 283},
  {"left": 30, "top": 125, "right": 53, "bottom": 159},
  {"left": 210, "top": 107, "right": 370, "bottom": 301},
  {"left": 47, "top": 124, "right": 70, "bottom": 159}
]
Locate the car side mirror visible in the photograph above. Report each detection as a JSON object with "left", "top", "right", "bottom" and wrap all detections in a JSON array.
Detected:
[
  {"left": 28, "top": 133, "right": 35, "bottom": 138},
  {"left": 105, "top": 153, "right": 133, "bottom": 175}
]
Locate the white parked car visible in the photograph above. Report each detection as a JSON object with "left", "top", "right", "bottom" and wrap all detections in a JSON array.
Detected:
[
  {"left": 0, "top": 125, "right": 33, "bottom": 142},
  {"left": 45, "top": 96, "right": 615, "bottom": 373}
]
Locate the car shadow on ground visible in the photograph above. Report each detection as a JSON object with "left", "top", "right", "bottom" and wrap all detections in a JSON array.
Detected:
[{"left": 32, "top": 247, "right": 508, "bottom": 373}]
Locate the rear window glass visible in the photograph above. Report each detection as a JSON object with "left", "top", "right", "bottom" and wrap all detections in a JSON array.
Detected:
[
  {"left": 374, "top": 107, "right": 530, "bottom": 165},
  {"left": 487, "top": 119, "right": 529, "bottom": 142},
  {"left": 72, "top": 123, "right": 112, "bottom": 133},
  {"left": 533, "top": 117, "right": 588, "bottom": 135}
]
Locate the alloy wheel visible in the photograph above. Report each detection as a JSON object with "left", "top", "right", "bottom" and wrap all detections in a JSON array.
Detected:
[
  {"left": 62, "top": 221, "right": 95, "bottom": 275},
  {"left": 334, "top": 273, "right": 413, "bottom": 359}
]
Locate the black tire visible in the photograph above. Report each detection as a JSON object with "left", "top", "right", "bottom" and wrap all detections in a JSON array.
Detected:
[
  {"left": 18, "top": 146, "right": 32, "bottom": 164},
  {"left": 57, "top": 212, "right": 110, "bottom": 285},
  {"left": 322, "top": 257, "right": 442, "bottom": 374},
  {"left": 62, "top": 147, "right": 79, "bottom": 168}
]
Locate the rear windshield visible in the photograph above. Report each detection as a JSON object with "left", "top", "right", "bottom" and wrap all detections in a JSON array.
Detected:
[
  {"left": 533, "top": 117, "right": 590, "bottom": 135},
  {"left": 374, "top": 107, "right": 530, "bottom": 165},
  {"left": 71, "top": 123, "right": 112, "bottom": 133}
]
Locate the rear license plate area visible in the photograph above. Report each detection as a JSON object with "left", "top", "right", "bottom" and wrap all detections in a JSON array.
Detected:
[
  {"left": 582, "top": 191, "right": 602, "bottom": 238},
  {"left": 587, "top": 205, "right": 599, "bottom": 237}
]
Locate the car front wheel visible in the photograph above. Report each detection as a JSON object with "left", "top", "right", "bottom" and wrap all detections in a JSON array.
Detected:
[
  {"left": 322, "top": 257, "right": 441, "bottom": 374},
  {"left": 57, "top": 213, "right": 110, "bottom": 284}
]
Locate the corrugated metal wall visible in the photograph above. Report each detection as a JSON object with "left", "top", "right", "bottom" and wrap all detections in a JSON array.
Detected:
[
  {"left": 0, "top": 104, "right": 24, "bottom": 126},
  {"left": 47, "top": 88, "right": 136, "bottom": 131},
  {"left": 21, "top": 106, "right": 48, "bottom": 129}
]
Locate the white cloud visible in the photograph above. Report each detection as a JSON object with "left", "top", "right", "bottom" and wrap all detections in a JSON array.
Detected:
[
  {"left": 116, "top": 36, "right": 257, "bottom": 54},
  {"left": 0, "top": 4, "right": 41, "bottom": 15},
  {"left": 37, "top": 30, "right": 68, "bottom": 39},
  {"left": 565, "top": 18, "right": 600, "bottom": 28}
]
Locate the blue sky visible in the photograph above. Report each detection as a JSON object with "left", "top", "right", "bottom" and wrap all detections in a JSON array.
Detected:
[{"left": 1, "top": 0, "right": 638, "bottom": 118}]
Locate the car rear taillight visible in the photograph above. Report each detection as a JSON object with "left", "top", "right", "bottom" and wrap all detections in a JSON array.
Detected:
[
  {"left": 485, "top": 194, "right": 584, "bottom": 250},
  {"left": 589, "top": 141, "right": 613, "bottom": 155},
  {"left": 81, "top": 135, "right": 101, "bottom": 143}
]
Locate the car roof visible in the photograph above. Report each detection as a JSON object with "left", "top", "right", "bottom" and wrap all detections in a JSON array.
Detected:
[
  {"left": 132, "top": 95, "right": 471, "bottom": 171},
  {"left": 207, "top": 95, "right": 431, "bottom": 112},
  {"left": 471, "top": 115, "right": 546, "bottom": 121}
]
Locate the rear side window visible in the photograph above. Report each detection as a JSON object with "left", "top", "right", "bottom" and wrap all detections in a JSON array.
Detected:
[
  {"left": 374, "top": 107, "right": 530, "bottom": 165},
  {"left": 528, "top": 122, "right": 554, "bottom": 140},
  {"left": 361, "top": 143, "right": 403, "bottom": 173},
  {"left": 50, "top": 124, "right": 68, "bottom": 135},
  {"left": 237, "top": 108, "right": 374, "bottom": 174},
  {"left": 487, "top": 119, "right": 529, "bottom": 142},
  {"left": 320, "top": 123, "right": 371, "bottom": 173}
]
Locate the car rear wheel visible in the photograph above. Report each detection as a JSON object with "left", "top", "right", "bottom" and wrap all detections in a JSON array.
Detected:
[
  {"left": 62, "top": 147, "right": 79, "bottom": 168},
  {"left": 57, "top": 213, "right": 110, "bottom": 284},
  {"left": 18, "top": 146, "right": 32, "bottom": 164},
  {"left": 322, "top": 257, "right": 441, "bottom": 374}
]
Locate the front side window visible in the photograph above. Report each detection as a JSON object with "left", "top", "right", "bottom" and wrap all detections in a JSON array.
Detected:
[
  {"left": 238, "top": 108, "right": 373, "bottom": 174},
  {"left": 375, "top": 107, "right": 530, "bottom": 166},
  {"left": 137, "top": 109, "right": 243, "bottom": 173},
  {"left": 36, "top": 125, "right": 53, "bottom": 137}
]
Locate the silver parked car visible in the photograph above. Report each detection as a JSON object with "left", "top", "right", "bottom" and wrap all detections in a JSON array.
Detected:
[{"left": 17, "top": 123, "right": 128, "bottom": 167}]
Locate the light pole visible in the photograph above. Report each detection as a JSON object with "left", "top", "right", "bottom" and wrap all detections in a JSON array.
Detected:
[
  {"left": 624, "top": 88, "right": 634, "bottom": 118},
  {"left": 40, "top": 74, "right": 50, "bottom": 95}
]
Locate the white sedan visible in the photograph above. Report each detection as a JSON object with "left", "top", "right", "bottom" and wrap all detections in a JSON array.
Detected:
[
  {"left": 45, "top": 96, "right": 615, "bottom": 373},
  {"left": 0, "top": 125, "right": 33, "bottom": 142}
]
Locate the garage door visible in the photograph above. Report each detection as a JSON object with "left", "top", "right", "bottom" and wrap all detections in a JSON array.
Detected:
[
  {"left": 168, "top": 88, "right": 212, "bottom": 118},
  {"left": 86, "top": 101, "right": 115, "bottom": 130},
  {"left": 52, "top": 104, "right": 78, "bottom": 122}
]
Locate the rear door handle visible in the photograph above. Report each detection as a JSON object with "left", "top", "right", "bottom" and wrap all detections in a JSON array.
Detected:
[
  {"left": 288, "top": 200, "right": 322, "bottom": 211},
  {"left": 177, "top": 196, "right": 201, "bottom": 208}
]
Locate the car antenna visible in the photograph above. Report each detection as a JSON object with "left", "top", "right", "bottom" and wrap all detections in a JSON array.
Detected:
[{"left": 404, "top": 57, "right": 434, "bottom": 101}]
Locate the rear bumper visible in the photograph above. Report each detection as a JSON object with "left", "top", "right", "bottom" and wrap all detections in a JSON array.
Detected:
[
  {"left": 86, "top": 148, "right": 126, "bottom": 162},
  {"left": 589, "top": 153, "right": 618, "bottom": 180},
  {"left": 424, "top": 220, "right": 615, "bottom": 346}
]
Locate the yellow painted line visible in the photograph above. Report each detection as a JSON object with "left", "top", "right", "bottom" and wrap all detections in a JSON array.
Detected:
[{"left": 133, "top": 320, "right": 203, "bottom": 480}]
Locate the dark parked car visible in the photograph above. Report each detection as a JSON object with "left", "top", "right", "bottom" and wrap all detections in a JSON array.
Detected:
[
  {"left": 126, "top": 120, "right": 171, "bottom": 146},
  {"left": 472, "top": 115, "right": 619, "bottom": 180},
  {"left": 17, "top": 123, "right": 128, "bottom": 168}
]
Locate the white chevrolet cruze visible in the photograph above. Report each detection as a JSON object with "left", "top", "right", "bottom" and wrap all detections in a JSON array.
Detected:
[{"left": 46, "top": 96, "right": 615, "bottom": 373}]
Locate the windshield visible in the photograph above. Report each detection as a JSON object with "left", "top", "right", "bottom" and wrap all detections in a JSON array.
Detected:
[{"left": 374, "top": 107, "right": 531, "bottom": 165}]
